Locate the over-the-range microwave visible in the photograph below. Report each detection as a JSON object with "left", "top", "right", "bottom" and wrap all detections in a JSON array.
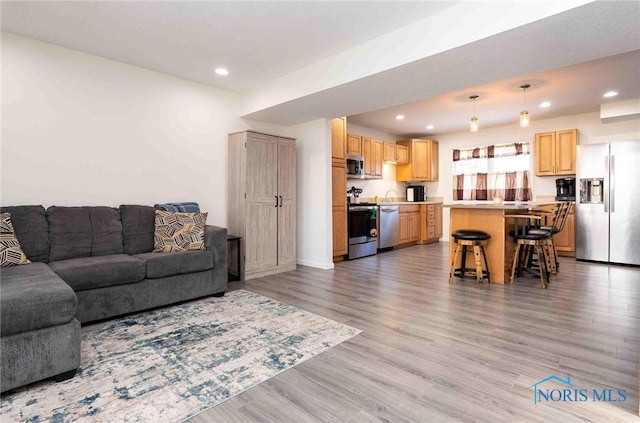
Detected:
[{"left": 347, "top": 155, "right": 365, "bottom": 179}]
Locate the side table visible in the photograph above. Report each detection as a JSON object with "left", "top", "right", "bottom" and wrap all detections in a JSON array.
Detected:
[{"left": 227, "top": 235, "right": 242, "bottom": 281}]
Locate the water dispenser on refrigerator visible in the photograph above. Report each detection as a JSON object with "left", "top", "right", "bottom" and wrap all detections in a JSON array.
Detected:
[{"left": 579, "top": 178, "right": 604, "bottom": 204}]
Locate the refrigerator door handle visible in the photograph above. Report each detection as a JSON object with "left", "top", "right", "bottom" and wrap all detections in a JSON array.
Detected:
[
  {"left": 610, "top": 155, "right": 615, "bottom": 213},
  {"left": 604, "top": 156, "right": 609, "bottom": 213}
]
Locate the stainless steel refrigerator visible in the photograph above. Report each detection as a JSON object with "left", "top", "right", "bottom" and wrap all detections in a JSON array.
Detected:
[{"left": 576, "top": 140, "right": 640, "bottom": 265}]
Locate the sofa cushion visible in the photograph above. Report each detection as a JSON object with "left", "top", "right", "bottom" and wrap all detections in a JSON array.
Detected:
[
  {"left": 0, "top": 213, "right": 31, "bottom": 267},
  {"left": 90, "top": 207, "right": 124, "bottom": 256},
  {"left": 0, "top": 262, "right": 77, "bottom": 335},
  {"left": 120, "top": 205, "right": 156, "bottom": 255},
  {"left": 49, "top": 254, "right": 145, "bottom": 291},
  {"left": 153, "top": 210, "right": 208, "bottom": 252},
  {"left": 134, "top": 250, "right": 214, "bottom": 279},
  {"left": 47, "top": 206, "right": 123, "bottom": 261},
  {"left": 0, "top": 205, "right": 49, "bottom": 262}
]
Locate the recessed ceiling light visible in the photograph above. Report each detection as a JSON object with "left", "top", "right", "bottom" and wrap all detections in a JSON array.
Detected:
[
  {"left": 214, "top": 67, "right": 229, "bottom": 76},
  {"left": 539, "top": 101, "right": 551, "bottom": 108},
  {"left": 426, "top": 125, "right": 434, "bottom": 130},
  {"left": 395, "top": 114, "right": 405, "bottom": 120},
  {"left": 603, "top": 91, "right": 618, "bottom": 98}
]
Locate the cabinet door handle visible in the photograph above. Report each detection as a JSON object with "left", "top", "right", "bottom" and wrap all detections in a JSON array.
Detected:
[
  {"left": 279, "top": 195, "right": 283, "bottom": 207},
  {"left": 275, "top": 195, "right": 278, "bottom": 207}
]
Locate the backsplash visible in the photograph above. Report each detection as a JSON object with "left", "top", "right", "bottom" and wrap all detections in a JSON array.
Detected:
[{"left": 346, "top": 164, "right": 439, "bottom": 202}]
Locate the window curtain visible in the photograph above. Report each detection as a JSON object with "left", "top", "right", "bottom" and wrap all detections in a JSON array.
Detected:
[{"left": 452, "top": 142, "right": 531, "bottom": 201}]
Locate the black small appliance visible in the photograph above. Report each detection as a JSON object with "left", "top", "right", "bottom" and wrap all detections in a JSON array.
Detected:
[
  {"left": 406, "top": 185, "right": 426, "bottom": 202},
  {"left": 556, "top": 177, "right": 576, "bottom": 201}
]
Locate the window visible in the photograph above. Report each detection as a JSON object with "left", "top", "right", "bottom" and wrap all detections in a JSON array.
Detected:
[{"left": 452, "top": 142, "right": 531, "bottom": 201}]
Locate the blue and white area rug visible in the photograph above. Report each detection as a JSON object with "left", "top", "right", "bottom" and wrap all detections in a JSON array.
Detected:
[{"left": 0, "top": 289, "right": 361, "bottom": 422}]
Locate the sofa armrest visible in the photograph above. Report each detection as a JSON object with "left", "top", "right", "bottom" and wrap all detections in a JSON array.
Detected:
[
  {"left": 205, "top": 225, "right": 227, "bottom": 251},
  {"left": 204, "top": 225, "right": 228, "bottom": 293}
]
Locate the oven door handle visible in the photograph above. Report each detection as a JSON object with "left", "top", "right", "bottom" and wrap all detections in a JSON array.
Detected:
[{"left": 349, "top": 206, "right": 375, "bottom": 211}]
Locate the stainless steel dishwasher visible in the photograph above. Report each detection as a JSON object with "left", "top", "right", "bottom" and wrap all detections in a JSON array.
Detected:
[{"left": 379, "top": 205, "right": 399, "bottom": 249}]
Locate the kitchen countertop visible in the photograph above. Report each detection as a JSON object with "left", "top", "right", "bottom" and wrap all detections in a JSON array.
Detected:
[
  {"left": 378, "top": 201, "right": 442, "bottom": 206},
  {"left": 444, "top": 201, "right": 556, "bottom": 209}
]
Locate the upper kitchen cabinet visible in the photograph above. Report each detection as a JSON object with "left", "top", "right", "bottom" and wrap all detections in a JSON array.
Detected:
[
  {"left": 383, "top": 142, "right": 409, "bottom": 165},
  {"left": 331, "top": 117, "right": 347, "bottom": 160},
  {"left": 396, "top": 139, "right": 439, "bottom": 182},
  {"left": 363, "top": 137, "right": 383, "bottom": 179},
  {"left": 535, "top": 129, "right": 578, "bottom": 176},
  {"left": 347, "top": 133, "right": 363, "bottom": 156},
  {"left": 396, "top": 144, "right": 409, "bottom": 164}
]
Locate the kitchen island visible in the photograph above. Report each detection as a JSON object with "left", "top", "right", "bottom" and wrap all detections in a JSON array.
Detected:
[{"left": 445, "top": 201, "right": 556, "bottom": 284}]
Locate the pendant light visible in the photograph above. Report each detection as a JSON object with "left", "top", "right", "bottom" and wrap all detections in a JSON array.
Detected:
[
  {"left": 519, "top": 84, "right": 530, "bottom": 128},
  {"left": 469, "top": 95, "right": 479, "bottom": 132}
]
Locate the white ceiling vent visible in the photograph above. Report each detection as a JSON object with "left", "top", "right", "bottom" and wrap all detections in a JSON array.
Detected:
[{"left": 600, "top": 98, "right": 640, "bottom": 123}]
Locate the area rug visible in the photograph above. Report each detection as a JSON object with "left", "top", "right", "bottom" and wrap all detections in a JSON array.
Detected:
[{"left": 0, "top": 289, "right": 362, "bottom": 422}]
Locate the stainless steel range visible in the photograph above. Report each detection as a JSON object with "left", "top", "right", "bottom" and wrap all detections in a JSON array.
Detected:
[{"left": 348, "top": 203, "right": 378, "bottom": 259}]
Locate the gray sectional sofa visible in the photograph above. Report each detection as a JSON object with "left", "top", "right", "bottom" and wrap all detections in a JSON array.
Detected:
[{"left": 0, "top": 204, "right": 227, "bottom": 393}]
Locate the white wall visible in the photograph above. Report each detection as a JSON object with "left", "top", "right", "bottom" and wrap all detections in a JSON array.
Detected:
[
  {"left": 1, "top": 33, "right": 245, "bottom": 227},
  {"left": 290, "top": 119, "right": 333, "bottom": 269},
  {"left": 1, "top": 33, "right": 336, "bottom": 270},
  {"left": 431, "top": 112, "right": 640, "bottom": 240}
]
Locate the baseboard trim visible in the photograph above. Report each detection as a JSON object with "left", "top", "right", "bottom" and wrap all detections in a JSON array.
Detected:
[{"left": 296, "top": 259, "right": 334, "bottom": 270}]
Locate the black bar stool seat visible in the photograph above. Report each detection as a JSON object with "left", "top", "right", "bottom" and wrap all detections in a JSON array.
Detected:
[{"left": 449, "top": 230, "right": 491, "bottom": 288}]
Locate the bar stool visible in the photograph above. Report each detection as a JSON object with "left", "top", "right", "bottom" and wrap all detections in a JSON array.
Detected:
[
  {"left": 526, "top": 201, "right": 573, "bottom": 275},
  {"left": 448, "top": 230, "right": 491, "bottom": 288},
  {"left": 505, "top": 214, "right": 551, "bottom": 289}
]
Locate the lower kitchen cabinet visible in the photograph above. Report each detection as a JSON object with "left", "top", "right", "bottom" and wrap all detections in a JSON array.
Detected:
[
  {"left": 398, "top": 213, "right": 409, "bottom": 245},
  {"left": 332, "top": 208, "right": 348, "bottom": 257},
  {"left": 435, "top": 204, "right": 442, "bottom": 239},
  {"left": 409, "top": 213, "right": 420, "bottom": 242},
  {"left": 554, "top": 204, "right": 575, "bottom": 257},
  {"left": 420, "top": 203, "right": 442, "bottom": 244},
  {"left": 398, "top": 205, "right": 420, "bottom": 246}
]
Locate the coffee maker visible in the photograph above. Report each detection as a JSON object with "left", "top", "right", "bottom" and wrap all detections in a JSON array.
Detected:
[
  {"left": 556, "top": 177, "right": 576, "bottom": 200},
  {"left": 406, "top": 185, "right": 426, "bottom": 202}
]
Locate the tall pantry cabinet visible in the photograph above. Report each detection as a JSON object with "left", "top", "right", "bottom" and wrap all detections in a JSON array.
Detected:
[{"left": 228, "top": 131, "right": 297, "bottom": 280}]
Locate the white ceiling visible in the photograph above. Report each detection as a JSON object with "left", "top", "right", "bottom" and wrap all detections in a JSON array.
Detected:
[
  {"left": 349, "top": 50, "right": 640, "bottom": 136},
  {"left": 2, "top": 1, "right": 640, "bottom": 137},
  {"left": 0, "top": 1, "right": 457, "bottom": 92}
]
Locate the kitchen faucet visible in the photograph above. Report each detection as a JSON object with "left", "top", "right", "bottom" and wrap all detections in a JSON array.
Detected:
[{"left": 384, "top": 190, "right": 398, "bottom": 203}]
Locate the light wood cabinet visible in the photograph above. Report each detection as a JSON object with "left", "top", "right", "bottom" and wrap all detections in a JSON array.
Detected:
[
  {"left": 435, "top": 204, "right": 443, "bottom": 239},
  {"left": 421, "top": 203, "right": 442, "bottom": 243},
  {"left": 383, "top": 142, "right": 409, "bottom": 164},
  {"left": 409, "top": 213, "right": 421, "bottom": 242},
  {"left": 332, "top": 120, "right": 348, "bottom": 261},
  {"left": 396, "top": 139, "right": 439, "bottom": 182},
  {"left": 332, "top": 160, "right": 347, "bottom": 208},
  {"left": 347, "top": 134, "right": 362, "bottom": 156},
  {"left": 331, "top": 117, "right": 346, "bottom": 160},
  {"left": 535, "top": 129, "right": 578, "bottom": 176},
  {"left": 228, "top": 131, "right": 296, "bottom": 280},
  {"left": 396, "top": 144, "right": 409, "bottom": 164},
  {"left": 332, "top": 160, "right": 348, "bottom": 258},
  {"left": 373, "top": 140, "right": 383, "bottom": 177},
  {"left": 398, "top": 213, "right": 410, "bottom": 245},
  {"left": 383, "top": 142, "right": 396, "bottom": 162},
  {"left": 332, "top": 206, "right": 348, "bottom": 258},
  {"left": 554, "top": 205, "right": 575, "bottom": 257},
  {"left": 363, "top": 138, "right": 382, "bottom": 179},
  {"left": 398, "top": 205, "right": 420, "bottom": 245}
]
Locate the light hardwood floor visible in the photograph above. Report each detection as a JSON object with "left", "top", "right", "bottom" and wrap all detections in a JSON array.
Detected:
[{"left": 191, "top": 243, "right": 640, "bottom": 422}]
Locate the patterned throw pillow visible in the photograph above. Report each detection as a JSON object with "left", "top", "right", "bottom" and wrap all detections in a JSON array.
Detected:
[
  {"left": 153, "top": 210, "right": 208, "bottom": 253},
  {"left": 0, "top": 212, "right": 32, "bottom": 267}
]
